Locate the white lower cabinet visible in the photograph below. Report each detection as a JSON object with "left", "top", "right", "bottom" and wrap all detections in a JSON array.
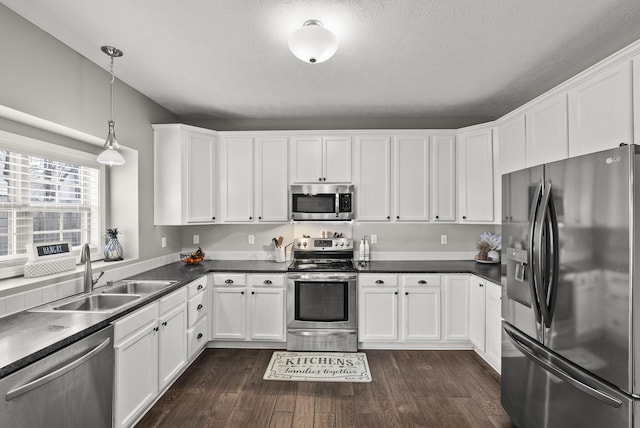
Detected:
[
  {"left": 186, "top": 275, "right": 209, "bottom": 360},
  {"left": 113, "top": 287, "right": 188, "bottom": 428},
  {"left": 359, "top": 274, "right": 442, "bottom": 344},
  {"left": 468, "top": 275, "right": 502, "bottom": 372},
  {"left": 212, "top": 273, "right": 285, "bottom": 342},
  {"left": 443, "top": 275, "right": 470, "bottom": 341}
]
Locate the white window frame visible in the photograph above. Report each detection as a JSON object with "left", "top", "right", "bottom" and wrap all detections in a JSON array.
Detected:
[{"left": 0, "top": 130, "right": 105, "bottom": 279}]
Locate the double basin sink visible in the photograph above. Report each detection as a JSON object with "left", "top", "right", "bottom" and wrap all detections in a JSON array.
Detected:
[{"left": 35, "top": 280, "right": 178, "bottom": 313}]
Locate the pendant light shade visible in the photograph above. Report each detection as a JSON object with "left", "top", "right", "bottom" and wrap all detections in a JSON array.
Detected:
[
  {"left": 98, "top": 45, "right": 125, "bottom": 166},
  {"left": 288, "top": 20, "right": 338, "bottom": 64}
]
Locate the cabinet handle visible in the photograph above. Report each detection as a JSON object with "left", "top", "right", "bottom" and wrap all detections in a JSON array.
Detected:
[
  {"left": 264, "top": 280, "right": 272, "bottom": 285},
  {"left": 323, "top": 177, "right": 326, "bottom": 181},
  {"left": 387, "top": 216, "right": 390, "bottom": 220},
  {"left": 197, "top": 333, "right": 203, "bottom": 340},
  {"left": 225, "top": 279, "right": 234, "bottom": 284},
  {"left": 418, "top": 280, "right": 427, "bottom": 285},
  {"left": 153, "top": 327, "right": 159, "bottom": 332},
  {"left": 251, "top": 291, "right": 255, "bottom": 295},
  {"left": 396, "top": 216, "right": 400, "bottom": 219},
  {"left": 249, "top": 216, "right": 252, "bottom": 220},
  {"left": 162, "top": 321, "right": 167, "bottom": 326},
  {"left": 479, "top": 284, "right": 484, "bottom": 287},
  {"left": 462, "top": 216, "right": 467, "bottom": 219},
  {"left": 319, "top": 177, "right": 322, "bottom": 181},
  {"left": 435, "top": 215, "right": 439, "bottom": 219},
  {"left": 241, "top": 291, "right": 245, "bottom": 295},
  {"left": 394, "top": 291, "right": 398, "bottom": 295},
  {"left": 258, "top": 216, "right": 262, "bottom": 220},
  {"left": 197, "top": 284, "right": 204, "bottom": 290},
  {"left": 375, "top": 280, "right": 384, "bottom": 284},
  {"left": 212, "top": 217, "right": 216, "bottom": 220},
  {"left": 405, "top": 292, "right": 409, "bottom": 295},
  {"left": 197, "top": 304, "right": 203, "bottom": 310}
]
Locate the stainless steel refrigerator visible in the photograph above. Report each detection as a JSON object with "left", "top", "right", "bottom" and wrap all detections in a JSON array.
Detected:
[{"left": 502, "top": 144, "right": 640, "bottom": 428}]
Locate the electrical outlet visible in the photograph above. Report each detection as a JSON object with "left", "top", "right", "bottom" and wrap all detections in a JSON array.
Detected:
[
  {"left": 193, "top": 234, "right": 199, "bottom": 244},
  {"left": 371, "top": 234, "right": 378, "bottom": 244},
  {"left": 248, "top": 235, "right": 255, "bottom": 245},
  {"left": 441, "top": 235, "right": 448, "bottom": 245},
  {"left": 161, "top": 237, "right": 167, "bottom": 248}
]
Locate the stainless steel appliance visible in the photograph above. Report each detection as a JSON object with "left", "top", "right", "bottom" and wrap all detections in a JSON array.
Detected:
[
  {"left": 0, "top": 325, "right": 114, "bottom": 428},
  {"left": 290, "top": 184, "right": 354, "bottom": 221},
  {"left": 287, "top": 237, "right": 358, "bottom": 352},
  {"left": 501, "top": 144, "right": 640, "bottom": 428}
]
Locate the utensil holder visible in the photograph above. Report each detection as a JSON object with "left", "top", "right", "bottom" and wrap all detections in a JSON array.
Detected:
[{"left": 274, "top": 247, "right": 286, "bottom": 263}]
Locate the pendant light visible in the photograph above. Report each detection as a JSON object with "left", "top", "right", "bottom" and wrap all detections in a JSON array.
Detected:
[
  {"left": 97, "top": 45, "right": 126, "bottom": 166},
  {"left": 288, "top": 20, "right": 338, "bottom": 64}
]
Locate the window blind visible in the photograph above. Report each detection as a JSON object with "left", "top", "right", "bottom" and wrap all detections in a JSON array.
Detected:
[{"left": 0, "top": 149, "right": 100, "bottom": 264}]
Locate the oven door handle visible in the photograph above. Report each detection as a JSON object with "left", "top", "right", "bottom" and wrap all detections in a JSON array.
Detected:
[{"left": 287, "top": 274, "right": 357, "bottom": 281}]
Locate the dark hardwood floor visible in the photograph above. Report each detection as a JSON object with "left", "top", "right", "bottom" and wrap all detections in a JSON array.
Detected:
[{"left": 137, "top": 349, "right": 514, "bottom": 428}]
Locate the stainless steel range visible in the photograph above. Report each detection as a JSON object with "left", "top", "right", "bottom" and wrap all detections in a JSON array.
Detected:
[{"left": 286, "top": 237, "right": 358, "bottom": 352}]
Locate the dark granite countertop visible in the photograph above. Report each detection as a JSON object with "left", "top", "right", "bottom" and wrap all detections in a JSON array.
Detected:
[{"left": 0, "top": 258, "right": 500, "bottom": 378}]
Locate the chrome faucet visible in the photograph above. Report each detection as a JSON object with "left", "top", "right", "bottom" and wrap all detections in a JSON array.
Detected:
[{"left": 80, "top": 243, "right": 104, "bottom": 293}]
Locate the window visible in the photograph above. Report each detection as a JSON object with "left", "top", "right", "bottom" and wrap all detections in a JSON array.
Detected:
[{"left": 0, "top": 131, "right": 103, "bottom": 277}]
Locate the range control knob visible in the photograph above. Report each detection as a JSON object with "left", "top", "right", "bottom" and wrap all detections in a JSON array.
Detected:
[
  {"left": 335, "top": 242, "right": 339, "bottom": 246},
  {"left": 345, "top": 241, "right": 351, "bottom": 247},
  {"left": 297, "top": 242, "right": 302, "bottom": 248},
  {"left": 303, "top": 242, "right": 307, "bottom": 247}
]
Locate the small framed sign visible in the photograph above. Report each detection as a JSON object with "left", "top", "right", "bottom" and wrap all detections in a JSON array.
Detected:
[{"left": 26, "top": 241, "right": 72, "bottom": 262}]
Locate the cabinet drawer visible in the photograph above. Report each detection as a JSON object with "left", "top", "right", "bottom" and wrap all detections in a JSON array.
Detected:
[
  {"left": 400, "top": 274, "right": 441, "bottom": 287},
  {"left": 249, "top": 274, "right": 285, "bottom": 287},
  {"left": 188, "top": 316, "right": 208, "bottom": 360},
  {"left": 188, "top": 292, "right": 207, "bottom": 327},
  {"left": 359, "top": 274, "right": 398, "bottom": 287},
  {"left": 114, "top": 302, "right": 158, "bottom": 344},
  {"left": 213, "top": 273, "right": 246, "bottom": 286},
  {"left": 159, "top": 287, "right": 188, "bottom": 314},
  {"left": 187, "top": 276, "right": 208, "bottom": 298}
]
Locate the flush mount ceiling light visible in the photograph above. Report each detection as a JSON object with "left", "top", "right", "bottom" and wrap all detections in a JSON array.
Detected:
[
  {"left": 97, "top": 45, "right": 125, "bottom": 166},
  {"left": 288, "top": 20, "right": 338, "bottom": 64}
]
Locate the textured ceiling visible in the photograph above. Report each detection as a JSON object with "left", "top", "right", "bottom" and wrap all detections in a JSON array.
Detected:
[{"left": 3, "top": 0, "right": 640, "bottom": 129}]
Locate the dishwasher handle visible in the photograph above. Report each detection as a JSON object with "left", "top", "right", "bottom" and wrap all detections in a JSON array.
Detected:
[{"left": 6, "top": 336, "right": 111, "bottom": 401}]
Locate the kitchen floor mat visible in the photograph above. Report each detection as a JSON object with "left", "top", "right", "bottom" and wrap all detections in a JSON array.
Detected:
[{"left": 263, "top": 351, "right": 372, "bottom": 382}]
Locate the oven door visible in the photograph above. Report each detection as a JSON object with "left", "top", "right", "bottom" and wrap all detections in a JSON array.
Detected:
[{"left": 286, "top": 273, "right": 357, "bottom": 330}]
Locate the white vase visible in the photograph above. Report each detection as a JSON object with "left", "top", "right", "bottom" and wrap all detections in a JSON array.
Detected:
[{"left": 488, "top": 250, "right": 500, "bottom": 261}]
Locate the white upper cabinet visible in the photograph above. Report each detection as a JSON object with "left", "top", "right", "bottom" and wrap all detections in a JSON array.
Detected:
[
  {"left": 394, "top": 136, "right": 430, "bottom": 221},
  {"left": 290, "top": 135, "right": 352, "bottom": 183},
  {"left": 457, "top": 127, "right": 495, "bottom": 223},
  {"left": 153, "top": 124, "right": 218, "bottom": 225},
  {"left": 355, "top": 135, "right": 392, "bottom": 221},
  {"left": 498, "top": 115, "right": 526, "bottom": 174},
  {"left": 220, "top": 136, "right": 254, "bottom": 222},
  {"left": 568, "top": 60, "right": 633, "bottom": 157},
  {"left": 431, "top": 135, "right": 456, "bottom": 222},
  {"left": 525, "top": 94, "right": 569, "bottom": 167},
  {"left": 255, "top": 137, "right": 288, "bottom": 222}
]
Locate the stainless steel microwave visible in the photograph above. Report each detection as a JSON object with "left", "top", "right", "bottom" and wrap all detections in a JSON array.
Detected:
[{"left": 290, "top": 184, "right": 355, "bottom": 221}]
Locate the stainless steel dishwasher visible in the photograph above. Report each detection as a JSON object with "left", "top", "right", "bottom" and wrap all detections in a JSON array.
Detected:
[{"left": 0, "top": 325, "right": 114, "bottom": 428}]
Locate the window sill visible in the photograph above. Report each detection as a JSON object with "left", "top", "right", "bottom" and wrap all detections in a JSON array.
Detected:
[{"left": 0, "top": 258, "right": 135, "bottom": 298}]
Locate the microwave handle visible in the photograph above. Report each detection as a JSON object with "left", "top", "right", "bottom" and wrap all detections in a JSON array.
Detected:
[{"left": 335, "top": 191, "right": 340, "bottom": 216}]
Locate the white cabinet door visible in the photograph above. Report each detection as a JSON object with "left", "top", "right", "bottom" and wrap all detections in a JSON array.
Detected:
[
  {"left": 485, "top": 282, "right": 502, "bottom": 372},
  {"left": 220, "top": 136, "right": 254, "bottom": 222},
  {"left": 355, "top": 135, "right": 391, "bottom": 221},
  {"left": 394, "top": 136, "right": 430, "bottom": 221},
  {"left": 291, "top": 136, "right": 323, "bottom": 182},
  {"left": 158, "top": 303, "right": 188, "bottom": 390},
  {"left": 569, "top": 61, "right": 633, "bottom": 157},
  {"left": 431, "top": 135, "right": 456, "bottom": 222},
  {"left": 250, "top": 287, "right": 285, "bottom": 340},
  {"left": 255, "top": 137, "right": 288, "bottom": 222},
  {"left": 443, "top": 275, "right": 470, "bottom": 341},
  {"left": 212, "top": 287, "right": 247, "bottom": 339},
  {"left": 358, "top": 287, "right": 398, "bottom": 341},
  {"left": 324, "top": 136, "right": 352, "bottom": 182},
  {"left": 458, "top": 128, "right": 494, "bottom": 223},
  {"left": 114, "top": 321, "right": 158, "bottom": 428},
  {"left": 153, "top": 124, "right": 218, "bottom": 225},
  {"left": 401, "top": 287, "right": 441, "bottom": 341},
  {"left": 498, "top": 115, "right": 526, "bottom": 174},
  {"left": 469, "top": 276, "right": 486, "bottom": 351},
  {"left": 526, "top": 94, "right": 569, "bottom": 166}
]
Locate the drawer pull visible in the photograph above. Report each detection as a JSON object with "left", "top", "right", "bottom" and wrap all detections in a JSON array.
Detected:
[
  {"left": 162, "top": 321, "right": 167, "bottom": 326},
  {"left": 153, "top": 327, "right": 159, "bottom": 332},
  {"left": 375, "top": 280, "right": 384, "bottom": 284},
  {"left": 197, "top": 284, "right": 204, "bottom": 290},
  {"left": 225, "top": 279, "right": 234, "bottom": 284},
  {"left": 264, "top": 280, "right": 272, "bottom": 285},
  {"left": 197, "top": 333, "right": 203, "bottom": 340},
  {"left": 418, "top": 280, "right": 427, "bottom": 285},
  {"left": 197, "top": 304, "right": 203, "bottom": 310}
]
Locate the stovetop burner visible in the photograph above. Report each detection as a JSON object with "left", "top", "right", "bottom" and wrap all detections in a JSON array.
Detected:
[{"left": 287, "top": 237, "right": 357, "bottom": 272}]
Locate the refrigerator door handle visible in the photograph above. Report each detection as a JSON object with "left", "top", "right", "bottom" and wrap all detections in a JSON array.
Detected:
[
  {"left": 535, "top": 182, "right": 558, "bottom": 328},
  {"left": 545, "top": 185, "right": 560, "bottom": 328},
  {"left": 504, "top": 324, "right": 623, "bottom": 409},
  {"left": 528, "top": 181, "right": 544, "bottom": 325}
]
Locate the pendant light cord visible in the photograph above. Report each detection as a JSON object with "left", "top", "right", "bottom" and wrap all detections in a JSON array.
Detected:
[{"left": 109, "top": 55, "right": 115, "bottom": 122}]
